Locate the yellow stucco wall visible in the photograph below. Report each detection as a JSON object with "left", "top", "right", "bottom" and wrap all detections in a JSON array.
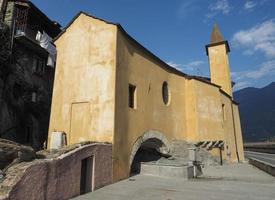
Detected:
[
  {"left": 208, "top": 44, "right": 232, "bottom": 96},
  {"left": 48, "top": 13, "right": 244, "bottom": 182},
  {"left": 185, "top": 79, "right": 198, "bottom": 142},
  {"left": 193, "top": 81, "right": 224, "bottom": 142},
  {"left": 233, "top": 103, "right": 245, "bottom": 162},
  {"left": 114, "top": 28, "right": 188, "bottom": 181},
  {"left": 220, "top": 93, "right": 239, "bottom": 162},
  {"left": 48, "top": 13, "right": 117, "bottom": 146},
  {"left": 185, "top": 79, "right": 240, "bottom": 161}
]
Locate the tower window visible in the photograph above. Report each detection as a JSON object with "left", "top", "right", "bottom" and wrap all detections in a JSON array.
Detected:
[
  {"left": 129, "top": 84, "right": 136, "bottom": 109},
  {"left": 162, "top": 81, "right": 170, "bottom": 105},
  {"left": 222, "top": 104, "right": 226, "bottom": 121}
]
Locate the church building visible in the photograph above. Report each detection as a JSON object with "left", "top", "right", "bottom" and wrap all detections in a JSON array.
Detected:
[{"left": 47, "top": 12, "right": 244, "bottom": 182}]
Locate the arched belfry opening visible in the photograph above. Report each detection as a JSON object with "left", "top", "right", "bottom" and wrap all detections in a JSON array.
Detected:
[{"left": 129, "top": 131, "right": 170, "bottom": 176}]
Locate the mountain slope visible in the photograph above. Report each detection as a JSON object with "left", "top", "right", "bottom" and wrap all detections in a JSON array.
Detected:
[{"left": 233, "top": 82, "right": 275, "bottom": 142}]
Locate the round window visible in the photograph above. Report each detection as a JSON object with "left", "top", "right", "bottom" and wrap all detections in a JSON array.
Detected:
[{"left": 162, "top": 81, "right": 170, "bottom": 105}]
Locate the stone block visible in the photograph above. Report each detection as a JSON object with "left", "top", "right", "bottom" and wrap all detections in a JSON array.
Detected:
[{"left": 140, "top": 162, "right": 193, "bottom": 179}]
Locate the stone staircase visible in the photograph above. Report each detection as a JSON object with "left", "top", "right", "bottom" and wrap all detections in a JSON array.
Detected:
[{"left": 140, "top": 140, "right": 221, "bottom": 179}]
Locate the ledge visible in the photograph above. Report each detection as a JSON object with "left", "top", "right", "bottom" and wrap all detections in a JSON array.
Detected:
[{"left": 248, "top": 158, "right": 275, "bottom": 177}]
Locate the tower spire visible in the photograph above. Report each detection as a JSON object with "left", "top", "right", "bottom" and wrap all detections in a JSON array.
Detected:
[{"left": 210, "top": 23, "right": 224, "bottom": 44}]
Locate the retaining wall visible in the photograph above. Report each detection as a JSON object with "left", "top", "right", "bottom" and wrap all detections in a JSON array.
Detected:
[
  {"left": 249, "top": 158, "right": 275, "bottom": 177},
  {"left": 0, "top": 143, "right": 112, "bottom": 200}
]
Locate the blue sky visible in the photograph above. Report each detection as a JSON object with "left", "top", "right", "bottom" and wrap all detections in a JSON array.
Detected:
[{"left": 32, "top": 0, "right": 275, "bottom": 91}]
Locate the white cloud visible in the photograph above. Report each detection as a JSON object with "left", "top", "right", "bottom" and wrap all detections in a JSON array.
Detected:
[
  {"left": 232, "top": 20, "right": 275, "bottom": 57},
  {"left": 244, "top": 1, "right": 257, "bottom": 11},
  {"left": 177, "top": 1, "right": 199, "bottom": 20},
  {"left": 167, "top": 60, "right": 205, "bottom": 74},
  {"left": 209, "top": 0, "right": 231, "bottom": 14},
  {"left": 233, "top": 60, "right": 275, "bottom": 79},
  {"left": 205, "top": 0, "right": 232, "bottom": 20},
  {"left": 185, "top": 60, "right": 204, "bottom": 67},
  {"left": 243, "top": 49, "right": 254, "bottom": 56},
  {"left": 246, "top": 60, "right": 275, "bottom": 79},
  {"left": 232, "top": 60, "right": 275, "bottom": 89},
  {"left": 167, "top": 61, "right": 182, "bottom": 71},
  {"left": 234, "top": 81, "right": 250, "bottom": 90}
]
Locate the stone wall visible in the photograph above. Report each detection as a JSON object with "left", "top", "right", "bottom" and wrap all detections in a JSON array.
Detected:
[
  {"left": 3, "top": 2, "right": 14, "bottom": 28},
  {"left": 0, "top": 43, "right": 54, "bottom": 150},
  {"left": 0, "top": 2, "right": 61, "bottom": 150},
  {"left": 0, "top": 142, "right": 113, "bottom": 200}
]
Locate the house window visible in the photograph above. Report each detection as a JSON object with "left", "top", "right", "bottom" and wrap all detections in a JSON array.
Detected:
[
  {"left": 31, "top": 91, "right": 37, "bottom": 102},
  {"left": 13, "top": 83, "right": 22, "bottom": 100},
  {"left": 14, "top": 7, "right": 28, "bottom": 36},
  {"left": 129, "top": 84, "right": 136, "bottom": 109},
  {"left": 162, "top": 81, "right": 170, "bottom": 105},
  {"left": 32, "top": 56, "right": 45, "bottom": 75}
]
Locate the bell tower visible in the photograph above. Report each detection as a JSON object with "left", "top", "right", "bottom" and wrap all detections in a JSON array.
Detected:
[{"left": 206, "top": 23, "right": 232, "bottom": 96}]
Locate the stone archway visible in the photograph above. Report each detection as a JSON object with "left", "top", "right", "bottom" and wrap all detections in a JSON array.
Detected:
[{"left": 129, "top": 130, "right": 170, "bottom": 175}]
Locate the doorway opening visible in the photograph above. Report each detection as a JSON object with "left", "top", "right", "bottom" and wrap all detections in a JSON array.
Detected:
[{"left": 80, "top": 156, "right": 94, "bottom": 194}]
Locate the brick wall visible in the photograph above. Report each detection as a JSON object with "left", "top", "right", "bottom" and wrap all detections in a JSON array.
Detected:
[{"left": 0, "top": 143, "right": 113, "bottom": 200}]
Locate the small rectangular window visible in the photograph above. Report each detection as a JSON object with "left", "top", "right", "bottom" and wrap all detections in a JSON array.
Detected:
[
  {"left": 32, "top": 57, "right": 37, "bottom": 73},
  {"left": 32, "top": 56, "right": 45, "bottom": 75},
  {"left": 222, "top": 104, "right": 226, "bottom": 121},
  {"left": 129, "top": 84, "right": 136, "bottom": 109},
  {"left": 31, "top": 91, "right": 37, "bottom": 102}
]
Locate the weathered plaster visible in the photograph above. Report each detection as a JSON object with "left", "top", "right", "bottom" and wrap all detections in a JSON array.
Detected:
[{"left": 48, "top": 13, "right": 117, "bottom": 145}]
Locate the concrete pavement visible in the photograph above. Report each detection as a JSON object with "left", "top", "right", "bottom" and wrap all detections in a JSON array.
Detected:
[
  {"left": 245, "top": 151, "right": 275, "bottom": 165},
  {"left": 73, "top": 164, "right": 275, "bottom": 200}
]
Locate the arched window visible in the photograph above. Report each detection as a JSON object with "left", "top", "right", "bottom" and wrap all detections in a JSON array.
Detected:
[
  {"left": 162, "top": 81, "right": 170, "bottom": 105},
  {"left": 129, "top": 84, "right": 137, "bottom": 109}
]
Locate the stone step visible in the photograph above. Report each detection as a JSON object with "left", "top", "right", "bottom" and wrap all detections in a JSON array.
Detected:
[{"left": 140, "top": 162, "right": 195, "bottom": 179}]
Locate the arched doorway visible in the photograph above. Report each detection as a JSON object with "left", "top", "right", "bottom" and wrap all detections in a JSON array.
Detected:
[{"left": 129, "top": 130, "right": 170, "bottom": 175}]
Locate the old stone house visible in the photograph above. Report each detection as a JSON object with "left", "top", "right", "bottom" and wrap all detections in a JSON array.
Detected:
[
  {"left": 48, "top": 12, "right": 244, "bottom": 182},
  {"left": 0, "top": 0, "right": 61, "bottom": 150}
]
